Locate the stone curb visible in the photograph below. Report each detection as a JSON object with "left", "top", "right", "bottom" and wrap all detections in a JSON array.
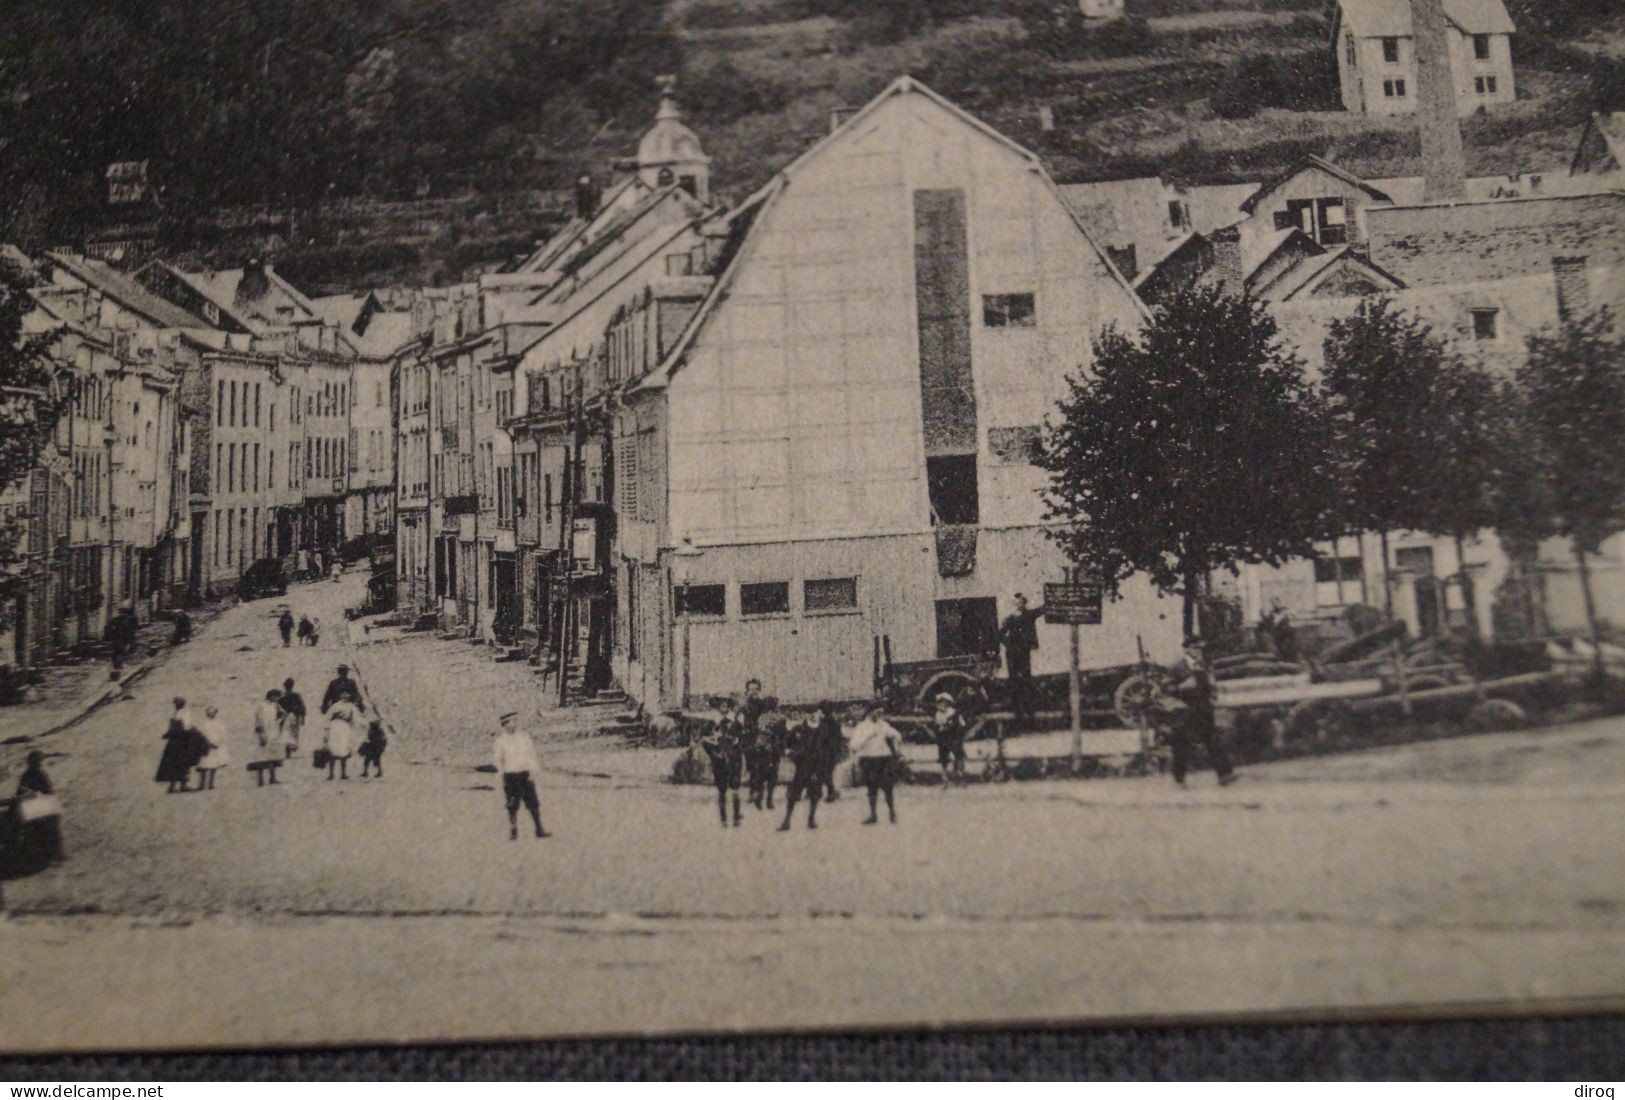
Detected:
[{"left": 4, "top": 603, "right": 233, "bottom": 749}]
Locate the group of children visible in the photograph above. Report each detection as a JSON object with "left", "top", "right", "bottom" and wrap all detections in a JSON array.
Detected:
[
  {"left": 697, "top": 682, "right": 916, "bottom": 831},
  {"left": 156, "top": 664, "right": 387, "bottom": 792}
]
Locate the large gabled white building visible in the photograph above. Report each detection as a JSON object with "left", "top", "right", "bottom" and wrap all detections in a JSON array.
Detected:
[{"left": 614, "top": 76, "right": 1184, "bottom": 708}]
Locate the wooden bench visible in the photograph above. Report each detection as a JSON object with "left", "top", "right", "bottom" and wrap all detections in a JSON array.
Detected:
[{"left": 245, "top": 760, "right": 282, "bottom": 786}]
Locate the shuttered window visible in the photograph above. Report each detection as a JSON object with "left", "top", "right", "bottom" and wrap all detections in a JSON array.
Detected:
[{"left": 616, "top": 436, "right": 638, "bottom": 517}]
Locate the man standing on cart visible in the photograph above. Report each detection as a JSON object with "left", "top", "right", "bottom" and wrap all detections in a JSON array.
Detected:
[{"left": 999, "top": 593, "right": 1045, "bottom": 728}]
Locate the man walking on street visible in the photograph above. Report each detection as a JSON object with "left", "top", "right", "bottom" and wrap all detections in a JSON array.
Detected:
[
  {"left": 999, "top": 593, "right": 1044, "bottom": 727},
  {"left": 932, "top": 691, "right": 969, "bottom": 787},
  {"left": 321, "top": 664, "right": 363, "bottom": 714},
  {"left": 279, "top": 677, "right": 307, "bottom": 757},
  {"left": 777, "top": 703, "right": 845, "bottom": 831},
  {"left": 699, "top": 700, "right": 746, "bottom": 827},
  {"left": 1163, "top": 637, "right": 1237, "bottom": 788},
  {"left": 851, "top": 702, "right": 904, "bottom": 825},
  {"left": 741, "top": 679, "right": 781, "bottom": 811},
  {"left": 279, "top": 609, "right": 295, "bottom": 647},
  {"left": 108, "top": 606, "right": 139, "bottom": 676},
  {"left": 493, "top": 711, "right": 549, "bottom": 840}
]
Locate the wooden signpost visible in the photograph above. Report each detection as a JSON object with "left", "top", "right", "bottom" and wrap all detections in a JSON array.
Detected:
[{"left": 1044, "top": 575, "right": 1104, "bottom": 769}]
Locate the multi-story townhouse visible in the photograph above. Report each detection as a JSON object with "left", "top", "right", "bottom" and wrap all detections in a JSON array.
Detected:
[
  {"left": 27, "top": 253, "right": 202, "bottom": 636},
  {"left": 393, "top": 321, "right": 434, "bottom": 616},
  {"left": 188, "top": 348, "right": 286, "bottom": 593},
  {"left": 477, "top": 83, "right": 721, "bottom": 696},
  {"left": 140, "top": 259, "right": 359, "bottom": 563},
  {"left": 314, "top": 292, "right": 413, "bottom": 547}
]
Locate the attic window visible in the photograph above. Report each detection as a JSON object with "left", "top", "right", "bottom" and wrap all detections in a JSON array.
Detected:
[
  {"left": 1381, "top": 37, "right": 1400, "bottom": 63},
  {"left": 982, "top": 293, "right": 1035, "bottom": 328},
  {"left": 1278, "top": 198, "right": 1348, "bottom": 245},
  {"left": 1167, "top": 200, "right": 1188, "bottom": 229},
  {"left": 1473, "top": 34, "right": 1491, "bottom": 60},
  {"left": 1471, "top": 308, "right": 1499, "bottom": 341}
]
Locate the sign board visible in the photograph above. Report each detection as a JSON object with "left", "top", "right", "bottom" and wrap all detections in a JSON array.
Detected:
[
  {"left": 1044, "top": 579, "right": 1103, "bottom": 625},
  {"left": 571, "top": 517, "right": 597, "bottom": 572}
]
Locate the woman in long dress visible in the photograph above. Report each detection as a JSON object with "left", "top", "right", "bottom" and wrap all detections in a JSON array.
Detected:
[
  {"left": 155, "top": 696, "right": 198, "bottom": 793},
  {"left": 195, "top": 705, "right": 231, "bottom": 790},
  {"left": 324, "top": 698, "right": 359, "bottom": 781},
  {"left": 252, "top": 689, "right": 286, "bottom": 787}
]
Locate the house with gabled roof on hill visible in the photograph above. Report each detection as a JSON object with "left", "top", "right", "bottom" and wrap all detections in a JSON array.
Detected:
[{"left": 1329, "top": 0, "right": 1516, "bottom": 115}]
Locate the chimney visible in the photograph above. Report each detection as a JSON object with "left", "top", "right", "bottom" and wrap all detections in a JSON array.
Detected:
[
  {"left": 1207, "top": 227, "right": 1244, "bottom": 291},
  {"left": 1553, "top": 256, "right": 1590, "bottom": 322},
  {"left": 238, "top": 257, "right": 269, "bottom": 302},
  {"left": 1413, "top": 0, "right": 1467, "bottom": 202},
  {"left": 574, "top": 174, "right": 598, "bottom": 220}
]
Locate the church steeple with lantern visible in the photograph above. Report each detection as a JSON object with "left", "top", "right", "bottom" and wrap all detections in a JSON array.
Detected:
[{"left": 636, "top": 75, "right": 711, "bottom": 204}]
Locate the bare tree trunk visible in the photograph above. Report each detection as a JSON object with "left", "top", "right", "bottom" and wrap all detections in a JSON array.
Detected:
[
  {"left": 1380, "top": 529, "right": 1393, "bottom": 617},
  {"left": 1575, "top": 545, "right": 1605, "bottom": 686},
  {"left": 1454, "top": 534, "right": 1480, "bottom": 642},
  {"left": 1357, "top": 531, "right": 1370, "bottom": 606}
]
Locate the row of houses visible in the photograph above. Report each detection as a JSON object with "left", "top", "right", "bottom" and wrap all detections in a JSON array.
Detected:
[
  {"left": 388, "top": 45, "right": 1625, "bottom": 711},
  {"left": 10, "top": 2, "right": 1618, "bottom": 709},
  {"left": 2, "top": 249, "right": 395, "bottom": 671}
]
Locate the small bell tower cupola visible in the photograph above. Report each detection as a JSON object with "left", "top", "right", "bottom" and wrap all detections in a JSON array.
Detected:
[{"left": 636, "top": 75, "right": 710, "bottom": 204}]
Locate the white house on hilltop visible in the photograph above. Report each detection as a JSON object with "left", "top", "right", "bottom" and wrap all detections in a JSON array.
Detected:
[
  {"left": 1330, "top": 0, "right": 1516, "bottom": 116},
  {"left": 1078, "top": 0, "right": 1125, "bottom": 21}
]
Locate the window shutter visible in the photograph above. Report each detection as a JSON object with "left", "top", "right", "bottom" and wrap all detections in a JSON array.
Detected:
[{"left": 617, "top": 436, "right": 638, "bottom": 517}]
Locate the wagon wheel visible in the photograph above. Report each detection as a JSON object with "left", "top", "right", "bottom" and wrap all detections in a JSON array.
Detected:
[
  {"left": 1283, "top": 698, "right": 1354, "bottom": 747},
  {"left": 1401, "top": 675, "right": 1449, "bottom": 694},
  {"left": 1113, "top": 668, "right": 1170, "bottom": 728},
  {"left": 1466, "top": 697, "right": 1528, "bottom": 732},
  {"left": 917, "top": 671, "right": 981, "bottom": 714}
]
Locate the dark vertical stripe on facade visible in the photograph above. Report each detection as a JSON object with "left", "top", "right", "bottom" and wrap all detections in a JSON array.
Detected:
[{"left": 912, "top": 188, "right": 978, "bottom": 456}]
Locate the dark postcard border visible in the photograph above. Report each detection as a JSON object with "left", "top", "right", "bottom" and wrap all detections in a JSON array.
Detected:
[{"left": 3, "top": 1016, "right": 1624, "bottom": 1081}]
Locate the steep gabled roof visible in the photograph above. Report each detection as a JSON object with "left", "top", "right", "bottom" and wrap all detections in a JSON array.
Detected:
[
  {"left": 1260, "top": 245, "right": 1406, "bottom": 300},
  {"left": 1239, "top": 155, "right": 1393, "bottom": 213},
  {"left": 515, "top": 176, "right": 648, "bottom": 275},
  {"left": 1570, "top": 112, "right": 1625, "bottom": 177},
  {"left": 633, "top": 75, "right": 1148, "bottom": 395},
  {"left": 46, "top": 252, "right": 213, "bottom": 330},
  {"left": 1332, "top": 0, "right": 1515, "bottom": 40}
]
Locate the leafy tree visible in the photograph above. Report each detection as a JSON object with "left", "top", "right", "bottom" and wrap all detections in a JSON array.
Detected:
[
  {"left": 1322, "top": 299, "right": 1506, "bottom": 629},
  {"left": 1041, "top": 285, "right": 1335, "bottom": 639},
  {"left": 1517, "top": 309, "right": 1625, "bottom": 681},
  {"left": 0, "top": 258, "right": 65, "bottom": 633},
  {"left": 1488, "top": 380, "right": 1558, "bottom": 638},
  {"left": 1322, "top": 298, "right": 1448, "bottom": 611}
]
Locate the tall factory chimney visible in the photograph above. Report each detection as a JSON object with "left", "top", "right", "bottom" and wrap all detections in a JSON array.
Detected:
[{"left": 1413, "top": 0, "right": 1467, "bottom": 202}]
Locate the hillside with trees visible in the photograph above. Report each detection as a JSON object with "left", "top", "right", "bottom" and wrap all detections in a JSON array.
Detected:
[{"left": 1, "top": 0, "right": 1620, "bottom": 291}]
